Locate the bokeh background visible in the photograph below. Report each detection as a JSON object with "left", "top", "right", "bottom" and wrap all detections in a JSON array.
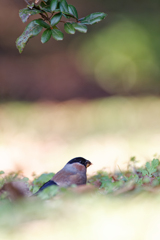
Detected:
[{"left": 0, "top": 0, "right": 160, "bottom": 177}]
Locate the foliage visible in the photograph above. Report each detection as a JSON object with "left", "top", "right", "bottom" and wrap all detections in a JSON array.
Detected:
[
  {"left": 1, "top": 158, "right": 160, "bottom": 201},
  {"left": 1, "top": 157, "right": 160, "bottom": 240},
  {"left": 31, "top": 172, "right": 55, "bottom": 193},
  {"left": 16, "top": 0, "right": 107, "bottom": 53}
]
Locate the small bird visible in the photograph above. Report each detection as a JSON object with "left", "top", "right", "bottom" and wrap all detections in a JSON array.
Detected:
[{"left": 36, "top": 157, "right": 92, "bottom": 194}]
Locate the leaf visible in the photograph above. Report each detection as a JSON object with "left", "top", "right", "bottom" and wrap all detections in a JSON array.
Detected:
[
  {"left": 72, "top": 23, "right": 87, "bottom": 33},
  {"left": 19, "top": 7, "right": 42, "bottom": 23},
  {"left": 133, "top": 174, "right": 139, "bottom": 182},
  {"left": 35, "top": 19, "right": 50, "bottom": 28},
  {"left": 130, "top": 156, "right": 136, "bottom": 162},
  {"left": 62, "top": 12, "right": 76, "bottom": 19},
  {"left": 145, "top": 160, "right": 159, "bottom": 177},
  {"left": 79, "top": 12, "right": 107, "bottom": 25},
  {"left": 41, "top": 29, "right": 52, "bottom": 43},
  {"left": 33, "top": 173, "right": 55, "bottom": 185},
  {"left": 40, "top": 6, "right": 52, "bottom": 12},
  {"left": 51, "top": 28, "right": 64, "bottom": 40},
  {"left": 62, "top": 13, "right": 70, "bottom": 19},
  {"left": 0, "top": 171, "right": 4, "bottom": 175},
  {"left": 59, "top": 0, "right": 68, "bottom": 13},
  {"left": 54, "top": 9, "right": 61, "bottom": 12},
  {"left": 32, "top": 186, "right": 39, "bottom": 194},
  {"left": 38, "top": 185, "right": 58, "bottom": 200},
  {"left": 137, "top": 178, "right": 143, "bottom": 186},
  {"left": 16, "top": 20, "right": 43, "bottom": 53},
  {"left": 39, "top": 1, "right": 52, "bottom": 12},
  {"left": 138, "top": 169, "right": 148, "bottom": 176},
  {"left": 68, "top": 5, "right": 78, "bottom": 19},
  {"left": 50, "top": 0, "right": 58, "bottom": 11},
  {"left": 142, "top": 170, "right": 148, "bottom": 176},
  {"left": 64, "top": 23, "right": 75, "bottom": 34},
  {"left": 145, "top": 162, "right": 150, "bottom": 170},
  {"left": 51, "top": 13, "right": 62, "bottom": 26},
  {"left": 22, "top": 177, "right": 29, "bottom": 182},
  {"left": 148, "top": 167, "right": 157, "bottom": 176},
  {"left": 152, "top": 158, "right": 159, "bottom": 168}
]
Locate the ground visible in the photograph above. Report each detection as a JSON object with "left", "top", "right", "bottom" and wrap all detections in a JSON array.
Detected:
[{"left": 0, "top": 96, "right": 160, "bottom": 240}]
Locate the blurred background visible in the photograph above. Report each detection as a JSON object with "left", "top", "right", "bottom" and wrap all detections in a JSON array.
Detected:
[{"left": 0, "top": 0, "right": 160, "bottom": 177}]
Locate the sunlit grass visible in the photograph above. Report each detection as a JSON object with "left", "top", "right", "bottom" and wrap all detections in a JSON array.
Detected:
[{"left": 0, "top": 191, "right": 160, "bottom": 240}]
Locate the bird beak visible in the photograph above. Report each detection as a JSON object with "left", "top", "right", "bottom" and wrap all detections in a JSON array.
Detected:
[{"left": 86, "top": 161, "right": 92, "bottom": 168}]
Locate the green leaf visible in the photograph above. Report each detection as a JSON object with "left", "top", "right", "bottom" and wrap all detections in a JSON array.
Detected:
[
  {"left": 64, "top": 23, "right": 75, "bottom": 34},
  {"left": 79, "top": 12, "right": 107, "bottom": 25},
  {"left": 54, "top": 9, "right": 60, "bottom": 12},
  {"left": 139, "top": 169, "right": 148, "bottom": 176},
  {"left": 39, "top": 1, "right": 52, "bottom": 12},
  {"left": 62, "top": 13, "right": 70, "bottom": 19},
  {"left": 51, "top": 28, "right": 64, "bottom": 40},
  {"left": 145, "top": 162, "right": 150, "bottom": 170},
  {"left": 32, "top": 185, "right": 39, "bottom": 194},
  {"left": 137, "top": 178, "right": 143, "bottom": 186},
  {"left": 72, "top": 23, "right": 87, "bottom": 33},
  {"left": 40, "top": 6, "right": 52, "bottom": 12},
  {"left": 51, "top": 13, "right": 62, "bottom": 26},
  {"left": 41, "top": 29, "right": 52, "bottom": 43},
  {"left": 16, "top": 20, "right": 43, "bottom": 53},
  {"left": 19, "top": 7, "right": 42, "bottom": 23},
  {"left": 130, "top": 156, "right": 136, "bottom": 162},
  {"left": 152, "top": 179, "right": 159, "bottom": 186},
  {"left": 68, "top": 5, "right": 78, "bottom": 19},
  {"left": 38, "top": 185, "right": 58, "bottom": 200},
  {"left": 133, "top": 174, "right": 139, "bottom": 182},
  {"left": 50, "top": 0, "right": 58, "bottom": 11},
  {"left": 144, "top": 160, "right": 159, "bottom": 177},
  {"left": 152, "top": 158, "right": 159, "bottom": 168},
  {"left": 62, "top": 12, "right": 77, "bottom": 19},
  {"left": 59, "top": 0, "right": 68, "bottom": 13},
  {"left": 22, "top": 177, "right": 29, "bottom": 182},
  {"left": 35, "top": 19, "right": 50, "bottom": 28},
  {"left": 0, "top": 171, "right": 4, "bottom": 175},
  {"left": 33, "top": 173, "right": 55, "bottom": 186},
  {"left": 143, "top": 170, "right": 149, "bottom": 176}
]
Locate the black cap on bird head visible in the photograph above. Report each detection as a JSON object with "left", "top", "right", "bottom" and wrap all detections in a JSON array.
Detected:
[{"left": 67, "top": 157, "right": 92, "bottom": 168}]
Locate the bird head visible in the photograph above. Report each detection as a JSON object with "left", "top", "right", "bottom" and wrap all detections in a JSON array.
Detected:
[{"left": 67, "top": 157, "right": 92, "bottom": 168}]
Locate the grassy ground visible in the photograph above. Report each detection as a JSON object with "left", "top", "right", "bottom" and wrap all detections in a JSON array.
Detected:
[
  {"left": 1, "top": 161, "right": 160, "bottom": 240},
  {"left": 0, "top": 96, "right": 160, "bottom": 177},
  {"left": 0, "top": 192, "right": 160, "bottom": 240},
  {"left": 0, "top": 96, "right": 160, "bottom": 240}
]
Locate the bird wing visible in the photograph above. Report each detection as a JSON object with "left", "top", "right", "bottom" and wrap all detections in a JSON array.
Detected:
[
  {"left": 34, "top": 180, "right": 57, "bottom": 195},
  {"left": 52, "top": 170, "right": 86, "bottom": 187}
]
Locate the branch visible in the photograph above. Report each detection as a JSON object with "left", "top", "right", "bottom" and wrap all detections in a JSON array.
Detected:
[
  {"left": 39, "top": 13, "right": 50, "bottom": 21},
  {"left": 24, "top": 0, "right": 31, "bottom": 5}
]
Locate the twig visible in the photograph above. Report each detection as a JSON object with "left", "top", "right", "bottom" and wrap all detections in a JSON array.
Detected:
[
  {"left": 24, "top": 0, "right": 31, "bottom": 5},
  {"left": 39, "top": 13, "right": 49, "bottom": 21}
]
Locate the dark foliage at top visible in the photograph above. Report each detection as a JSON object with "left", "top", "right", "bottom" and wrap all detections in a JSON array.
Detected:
[{"left": 16, "top": 0, "right": 107, "bottom": 53}]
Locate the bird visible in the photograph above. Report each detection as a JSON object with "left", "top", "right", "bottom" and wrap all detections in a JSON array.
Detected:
[{"left": 35, "top": 157, "right": 92, "bottom": 194}]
